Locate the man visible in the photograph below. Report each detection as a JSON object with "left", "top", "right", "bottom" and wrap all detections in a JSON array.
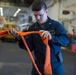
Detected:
[{"left": 10, "top": 0, "right": 69, "bottom": 75}]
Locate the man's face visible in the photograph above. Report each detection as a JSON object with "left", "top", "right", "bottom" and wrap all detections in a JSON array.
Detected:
[{"left": 33, "top": 9, "right": 48, "bottom": 24}]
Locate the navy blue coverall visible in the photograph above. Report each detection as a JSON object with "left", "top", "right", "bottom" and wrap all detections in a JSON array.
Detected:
[{"left": 18, "top": 17, "right": 69, "bottom": 75}]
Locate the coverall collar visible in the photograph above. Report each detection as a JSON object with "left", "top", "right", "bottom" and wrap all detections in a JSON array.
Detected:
[{"left": 36, "top": 17, "right": 52, "bottom": 30}]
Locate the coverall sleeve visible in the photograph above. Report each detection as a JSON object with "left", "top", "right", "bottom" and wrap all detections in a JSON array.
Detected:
[
  {"left": 50, "top": 22, "right": 69, "bottom": 46},
  {"left": 18, "top": 25, "right": 34, "bottom": 52}
]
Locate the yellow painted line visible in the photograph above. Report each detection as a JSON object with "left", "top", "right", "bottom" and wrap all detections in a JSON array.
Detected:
[{"left": 61, "top": 47, "right": 72, "bottom": 52}]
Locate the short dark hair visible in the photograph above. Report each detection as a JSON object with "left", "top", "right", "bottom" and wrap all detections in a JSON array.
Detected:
[{"left": 32, "top": 0, "right": 47, "bottom": 11}]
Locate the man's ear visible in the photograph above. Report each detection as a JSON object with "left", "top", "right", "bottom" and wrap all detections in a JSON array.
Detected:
[{"left": 46, "top": 9, "right": 48, "bottom": 14}]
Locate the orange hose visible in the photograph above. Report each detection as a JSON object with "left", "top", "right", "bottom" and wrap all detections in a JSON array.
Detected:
[
  {"left": 16, "top": 31, "right": 52, "bottom": 75},
  {"left": 0, "top": 30, "right": 52, "bottom": 75},
  {"left": 0, "top": 30, "right": 8, "bottom": 38}
]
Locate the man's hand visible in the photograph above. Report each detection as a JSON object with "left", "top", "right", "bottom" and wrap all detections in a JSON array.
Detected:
[
  {"left": 39, "top": 30, "right": 52, "bottom": 40},
  {"left": 9, "top": 28, "right": 20, "bottom": 39}
]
